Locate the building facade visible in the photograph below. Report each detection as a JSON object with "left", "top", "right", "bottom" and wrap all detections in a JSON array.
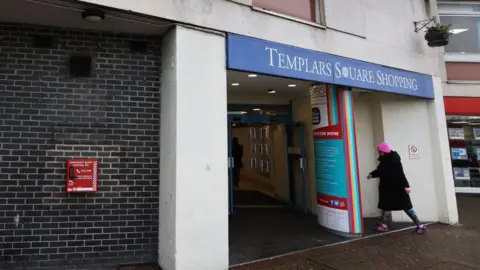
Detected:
[
  {"left": 0, "top": 0, "right": 458, "bottom": 269},
  {"left": 438, "top": 1, "right": 480, "bottom": 193}
]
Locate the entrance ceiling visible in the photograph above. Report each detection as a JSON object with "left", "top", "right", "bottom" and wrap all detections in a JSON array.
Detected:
[
  {"left": 227, "top": 70, "right": 372, "bottom": 101},
  {"left": 227, "top": 70, "right": 312, "bottom": 99}
]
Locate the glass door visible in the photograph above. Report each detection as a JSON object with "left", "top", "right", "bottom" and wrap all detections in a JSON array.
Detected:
[
  {"left": 228, "top": 122, "right": 234, "bottom": 215},
  {"left": 298, "top": 124, "right": 308, "bottom": 215},
  {"left": 287, "top": 124, "right": 308, "bottom": 214}
]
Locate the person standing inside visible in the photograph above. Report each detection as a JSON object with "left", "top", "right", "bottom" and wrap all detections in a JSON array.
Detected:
[
  {"left": 367, "top": 142, "right": 428, "bottom": 234},
  {"left": 232, "top": 137, "right": 243, "bottom": 187}
]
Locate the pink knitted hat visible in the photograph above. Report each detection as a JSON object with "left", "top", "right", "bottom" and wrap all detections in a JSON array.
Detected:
[{"left": 377, "top": 142, "right": 392, "bottom": 153}]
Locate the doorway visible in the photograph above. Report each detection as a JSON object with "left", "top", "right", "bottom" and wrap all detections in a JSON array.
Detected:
[
  {"left": 227, "top": 106, "right": 322, "bottom": 265},
  {"left": 227, "top": 109, "right": 307, "bottom": 215}
]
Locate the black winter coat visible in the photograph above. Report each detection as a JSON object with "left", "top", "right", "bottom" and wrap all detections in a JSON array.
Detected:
[{"left": 370, "top": 151, "right": 413, "bottom": 211}]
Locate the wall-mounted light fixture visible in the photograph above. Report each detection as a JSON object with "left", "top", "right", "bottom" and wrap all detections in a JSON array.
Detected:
[{"left": 82, "top": 9, "right": 105, "bottom": 22}]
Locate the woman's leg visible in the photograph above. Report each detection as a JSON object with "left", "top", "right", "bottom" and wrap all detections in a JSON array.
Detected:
[
  {"left": 374, "top": 210, "right": 391, "bottom": 232},
  {"left": 380, "top": 210, "right": 392, "bottom": 225},
  {"left": 404, "top": 209, "right": 420, "bottom": 226},
  {"left": 404, "top": 209, "right": 427, "bottom": 233}
]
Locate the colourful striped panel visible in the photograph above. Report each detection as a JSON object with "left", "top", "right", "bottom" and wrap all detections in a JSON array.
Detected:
[
  {"left": 339, "top": 89, "right": 363, "bottom": 234},
  {"left": 327, "top": 85, "right": 338, "bottom": 126}
]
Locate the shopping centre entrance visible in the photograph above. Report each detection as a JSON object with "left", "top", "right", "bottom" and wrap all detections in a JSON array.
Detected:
[
  {"left": 226, "top": 71, "right": 343, "bottom": 265},
  {"left": 225, "top": 34, "right": 437, "bottom": 266},
  {"left": 225, "top": 71, "right": 421, "bottom": 266}
]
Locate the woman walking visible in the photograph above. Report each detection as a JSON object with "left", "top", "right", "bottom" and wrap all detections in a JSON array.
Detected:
[{"left": 367, "top": 142, "right": 428, "bottom": 234}]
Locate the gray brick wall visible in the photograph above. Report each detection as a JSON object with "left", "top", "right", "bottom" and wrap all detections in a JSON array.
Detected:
[{"left": 0, "top": 24, "right": 161, "bottom": 269}]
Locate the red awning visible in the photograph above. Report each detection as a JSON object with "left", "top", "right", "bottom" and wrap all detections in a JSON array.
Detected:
[{"left": 444, "top": 97, "right": 480, "bottom": 115}]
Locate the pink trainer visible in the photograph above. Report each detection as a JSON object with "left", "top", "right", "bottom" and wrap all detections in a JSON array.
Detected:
[{"left": 374, "top": 223, "right": 390, "bottom": 232}]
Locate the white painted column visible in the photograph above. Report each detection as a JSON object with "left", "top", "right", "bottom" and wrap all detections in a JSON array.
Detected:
[
  {"left": 159, "top": 26, "right": 229, "bottom": 270},
  {"left": 428, "top": 77, "right": 459, "bottom": 224}
]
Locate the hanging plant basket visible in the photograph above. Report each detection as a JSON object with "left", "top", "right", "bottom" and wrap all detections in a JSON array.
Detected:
[{"left": 424, "top": 23, "right": 451, "bottom": 47}]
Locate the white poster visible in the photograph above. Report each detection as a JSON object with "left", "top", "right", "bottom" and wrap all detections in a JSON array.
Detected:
[
  {"left": 310, "top": 84, "right": 329, "bottom": 130},
  {"left": 474, "top": 129, "right": 480, "bottom": 140},
  {"left": 317, "top": 205, "right": 350, "bottom": 233},
  {"left": 453, "top": 167, "right": 470, "bottom": 180},
  {"left": 448, "top": 128, "right": 465, "bottom": 140}
]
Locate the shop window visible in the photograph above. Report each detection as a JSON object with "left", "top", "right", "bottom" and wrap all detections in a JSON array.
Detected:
[
  {"left": 439, "top": 2, "right": 480, "bottom": 55},
  {"left": 259, "top": 160, "right": 269, "bottom": 173},
  {"left": 251, "top": 158, "right": 257, "bottom": 169},
  {"left": 446, "top": 115, "right": 480, "bottom": 189},
  {"left": 262, "top": 127, "right": 269, "bottom": 139},
  {"left": 250, "top": 127, "right": 256, "bottom": 139},
  {"left": 253, "top": 0, "right": 325, "bottom": 25}
]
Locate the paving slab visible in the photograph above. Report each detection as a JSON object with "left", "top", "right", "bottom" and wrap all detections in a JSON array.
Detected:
[{"left": 231, "top": 195, "right": 480, "bottom": 270}]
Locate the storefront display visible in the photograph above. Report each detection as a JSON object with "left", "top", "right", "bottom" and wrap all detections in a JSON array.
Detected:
[
  {"left": 451, "top": 147, "right": 468, "bottom": 160},
  {"left": 448, "top": 128, "right": 465, "bottom": 140},
  {"left": 474, "top": 129, "right": 480, "bottom": 140},
  {"left": 453, "top": 167, "right": 470, "bottom": 181},
  {"left": 445, "top": 114, "right": 480, "bottom": 190}
]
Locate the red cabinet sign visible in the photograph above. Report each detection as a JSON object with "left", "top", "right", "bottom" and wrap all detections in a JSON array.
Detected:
[{"left": 66, "top": 159, "right": 98, "bottom": 192}]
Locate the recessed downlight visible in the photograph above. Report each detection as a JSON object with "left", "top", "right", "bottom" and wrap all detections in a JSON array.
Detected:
[
  {"left": 231, "top": 83, "right": 240, "bottom": 86},
  {"left": 288, "top": 84, "right": 297, "bottom": 88},
  {"left": 268, "top": 89, "right": 276, "bottom": 94},
  {"left": 248, "top": 74, "right": 258, "bottom": 78},
  {"left": 253, "top": 108, "right": 261, "bottom": 111}
]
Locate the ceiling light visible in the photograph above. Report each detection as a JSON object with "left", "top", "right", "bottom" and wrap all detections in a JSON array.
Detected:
[
  {"left": 253, "top": 108, "right": 261, "bottom": 111},
  {"left": 248, "top": 74, "right": 258, "bottom": 78},
  {"left": 82, "top": 9, "right": 105, "bottom": 22},
  {"left": 228, "top": 111, "right": 247, "bottom": 115},
  {"left": 231, "top": 83, "right": 240, "bottom": 86},
  {"left": 268, "top": 89, "right": 276, "bottom": 94},
  {"left": 288, "top": 84, "right": 297, "bottom": 87},
  {"left": 449, "top": 28, "right": 468, "bottom": 34}
]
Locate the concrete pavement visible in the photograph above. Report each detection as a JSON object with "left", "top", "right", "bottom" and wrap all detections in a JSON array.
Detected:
[{"left": 231, "top": 195, "right": 480, "bottom": 270}]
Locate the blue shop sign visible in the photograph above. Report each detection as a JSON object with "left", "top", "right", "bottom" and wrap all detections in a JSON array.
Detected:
[{"left": 226, "top": 34, "right": 434, "bottom": 99}]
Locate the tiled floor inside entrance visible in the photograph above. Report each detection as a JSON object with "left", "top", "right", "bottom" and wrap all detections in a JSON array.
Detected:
[{"left": 229, "top": 190, "right": 415, "bottom": 266}]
